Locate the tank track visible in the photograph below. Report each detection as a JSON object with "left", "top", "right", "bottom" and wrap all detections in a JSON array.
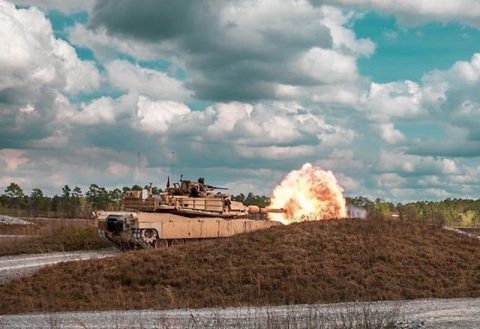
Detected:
[
  {"left": 97, "top": 229, "right": 108, "bottom": 242},
  {"left": 99, "top": 228, "right": 164, "bottom": 249},
  {"left": 98, "top": 229, "right": 125, "bottom": 249}
]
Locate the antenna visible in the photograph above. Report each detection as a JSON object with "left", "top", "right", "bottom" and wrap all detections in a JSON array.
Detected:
[
  {"left": 137, "top": 152, "right": 141, "bottom": 183},
  {"left": 171, "top": 151, "right": 175, "bottom": 178}
]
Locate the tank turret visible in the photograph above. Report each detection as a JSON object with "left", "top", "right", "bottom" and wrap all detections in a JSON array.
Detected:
[{"left": 121, "top": 176, "right": 283, "bottom": 219}]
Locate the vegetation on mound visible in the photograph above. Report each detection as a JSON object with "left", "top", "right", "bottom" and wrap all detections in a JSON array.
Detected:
[
  {"left": 1, "top": 219, "right": 480, "bottom": 314},
  {"left": 0, "top": 220, "right": 109, "bottom": 256},
  {"left": 0, "top": 223, "right": 36, "bottom": 236}
]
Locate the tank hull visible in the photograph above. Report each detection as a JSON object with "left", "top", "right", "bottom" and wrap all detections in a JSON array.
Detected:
[{"left": 96, "top": 211, "right": 276, "bottom": 249}]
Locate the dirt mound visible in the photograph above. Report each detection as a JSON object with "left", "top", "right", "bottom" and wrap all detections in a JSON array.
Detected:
[{"left": 1, "top": 219, "right": 480, "bottom": 314}]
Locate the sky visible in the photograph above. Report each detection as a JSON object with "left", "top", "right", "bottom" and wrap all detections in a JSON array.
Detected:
[{"left": 2, "top": 0, "right": 480, "bottom": 201}]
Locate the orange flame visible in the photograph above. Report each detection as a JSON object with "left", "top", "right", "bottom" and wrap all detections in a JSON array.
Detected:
[{"left": 269, "top": 163, "right": 347, "bottom": 224}]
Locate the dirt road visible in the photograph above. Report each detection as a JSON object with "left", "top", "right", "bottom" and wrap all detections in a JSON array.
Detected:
[
  {"left": 0, "top": 235, "right": 35, "bottom": 240},
  {"left": 0, "top": 250, "right": 119, "bottom": 283},
  {"left": 0, "top": 298, "right": 479, "bottom": 328}
]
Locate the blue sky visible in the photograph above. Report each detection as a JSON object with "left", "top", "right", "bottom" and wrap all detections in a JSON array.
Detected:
[
  {"left": 355, "top": 13, "right": 480, "bottom": 82},
  {"left": 2, "top": 0, "right": 480, "bottom": 202}
]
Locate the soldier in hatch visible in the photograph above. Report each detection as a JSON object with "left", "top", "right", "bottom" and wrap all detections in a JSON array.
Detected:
[{"left": 189, "top": 185, "right": 200, "bottom": 197}]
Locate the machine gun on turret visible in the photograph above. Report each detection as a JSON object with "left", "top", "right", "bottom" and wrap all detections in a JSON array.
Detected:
[
  {"left": 196, "top": 177, "right": 228, "bottom": 191},
  {"left": 204, "top": 184, "right": 228, "bottom": 190}
]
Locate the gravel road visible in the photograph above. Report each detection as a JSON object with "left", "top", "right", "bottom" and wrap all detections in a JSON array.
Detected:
[
  {"left": 0, "top": 298, "right": 479, "bottom": 328},
  {"left": 0, "top": 250, "right": 119, "bottom": 283},
  {"left": 0, "top": 235, "right": 35, "bottom": 240},
  {"left": 0, "top": 215, "right": 32, "bottom": 225}
]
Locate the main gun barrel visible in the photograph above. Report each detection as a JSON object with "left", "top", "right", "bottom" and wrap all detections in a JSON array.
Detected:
[{"left": 247, "top": 206, "right": 285, "bottom": 214}]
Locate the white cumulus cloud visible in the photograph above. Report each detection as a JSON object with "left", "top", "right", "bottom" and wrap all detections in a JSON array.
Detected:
[
  {"left": 106, "top": 60, "right": 190, "bottom": 101},
  {"left": 0, "top": 149, "right": 29, "bottom": 172},
  {"left": 375, "top": 123, "right": 406, "bottom": 144},
  {"left": 136, "top": 96, "right": 191, "bottom": 134},
  {"left": 6, "top": 0, "right": 95, "bottom": 13},
  {"left": 0, "top": 1, "right": 99, "bottom": 94},
  {"left": 324, "top": 0, "right": 480, "bottom": 26}
]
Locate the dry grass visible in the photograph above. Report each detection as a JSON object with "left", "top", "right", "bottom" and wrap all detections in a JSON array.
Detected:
[
  {"left": 0, "top": 220, "right": 109, "bottom": 256},
  {"left": 0, "top": 223, "right": 36, "bottom": 235},
  {"left": 1, "top": 219, "right": 480, "bottom": 314}
]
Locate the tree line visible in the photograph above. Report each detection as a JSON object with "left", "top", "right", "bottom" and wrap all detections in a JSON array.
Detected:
[
  {"left": 0, "top": 182, "right": 147, "bottom": 218},
  {"left": 346, "top": 196, "right": 480, "bottom": 227},
  {"left": 2, "top": 181, "right": 480, "bottom": 226}
]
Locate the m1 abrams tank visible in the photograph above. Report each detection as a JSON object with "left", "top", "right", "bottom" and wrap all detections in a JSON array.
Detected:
[{"left": 95, "top": 177, "right": 283, "bottom": 249}]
